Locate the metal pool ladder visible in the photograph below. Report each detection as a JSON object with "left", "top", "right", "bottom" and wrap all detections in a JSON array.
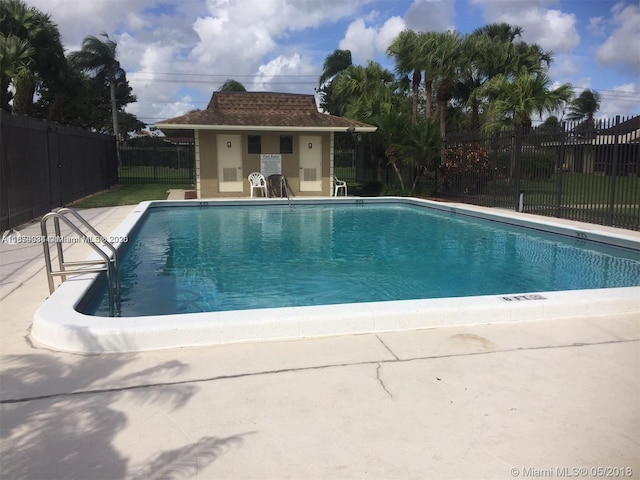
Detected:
[{"left": 41, "top": 207, "right": 121, "bottom": 315}]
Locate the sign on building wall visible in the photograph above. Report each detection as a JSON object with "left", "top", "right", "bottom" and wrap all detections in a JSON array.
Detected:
[{"left": 261, "top": 154, "right": 282, "bottom": 176}]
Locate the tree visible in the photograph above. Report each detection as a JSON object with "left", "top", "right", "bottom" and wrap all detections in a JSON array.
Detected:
[
  {"left": 69, "top": 33, "right": 124, "bottom": 142},
  {"left": 118, "top": 111, "right": 146, "bottom": 140},
  {"left": 0, "top": 0, "right": 65, "bottom": 114},
  {"left": 317, "top": 49, "right": 353, "bottom": 115},
  {"left": 34, "top": 65, "right": 93, "bottom": 125},
  {"left": 0, "top": 34, "right": 32, "bottom": 111},
  {"left": 318, "top": 49, "right": 352, "bottom": 86},
  {"left": 387, "top": 30, "right": 422, "bottom": 122},
  {"left": 454, "top": 23, "right": 554, "bottom": 133},
  {"left": 566, "top": 89, "right": 600, "bottom": 123},
  {"left": 219, "top": 79, "right": 246, "bottom": 92},
  {"left": 416, "top": 31, "right": 440, "bottom": 122},
  {"left": 371, "top": 110, "right": 411, "bottom": 191},
  {"left": 431, "top": 31, "right": 463, "bottom": 141},
  {"left": 473, "top": 22, "right": 523, "bottom": 42},
  {"left": 481, "top": 69, "right": 573, "bottom": 130},
  {"left": 536, "top": 115, "right": 564, "bottom": 143},
  {"left": 396, "top": 118, "right": 441, "bottom": 192},
  {"left": 332, "top": 61, "right": 408, "bottom": 187},
  {"left": 331, "top": 61, "right": 398, "bottom": 122}
]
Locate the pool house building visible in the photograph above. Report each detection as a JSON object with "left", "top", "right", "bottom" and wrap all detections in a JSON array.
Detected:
[{"left": 155, "top": 91, "right": 377, "bottom": 198}]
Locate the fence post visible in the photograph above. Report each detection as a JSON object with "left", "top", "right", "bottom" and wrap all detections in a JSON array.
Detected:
[
  {"left": 512, "top": 128, "right": 523, "bottom": 211},
  {"left": 555, "top": 121, "right": 567, "bottom": 217},
  {"left": 607, "top": 115, "right": 620, "bottom": 226},
  {"left": 0, "top": 111, "right": 8, "bottom": 230}
]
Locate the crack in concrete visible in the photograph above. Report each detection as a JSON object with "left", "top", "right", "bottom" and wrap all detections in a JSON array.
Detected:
[
  {"left": 2, "top": 337, "right": 637, "bottom": 405},
  {"left": 376, "top": 363, "right": 393, "bottom": 398},
  {"left": 375, "top": 334, "right": 400, "bottom": 360}
]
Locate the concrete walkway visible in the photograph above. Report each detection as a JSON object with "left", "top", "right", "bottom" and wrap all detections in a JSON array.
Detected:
[{"left": 1, "top": 205, "right": 638, "bottom": 479}]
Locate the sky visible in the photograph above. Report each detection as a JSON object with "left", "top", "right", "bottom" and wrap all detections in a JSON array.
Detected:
[{"left": 27, "top": 0, "right": 640, "bottom": 126}]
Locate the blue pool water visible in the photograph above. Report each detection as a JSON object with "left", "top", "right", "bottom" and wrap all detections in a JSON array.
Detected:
[{"left": 81, "top": 203, "right": 640, "bottom": 317}]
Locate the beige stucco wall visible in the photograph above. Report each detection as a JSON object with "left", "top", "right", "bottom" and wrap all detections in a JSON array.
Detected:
[{"left": 196, "top": 130, "right": 333, "bottom": 198}]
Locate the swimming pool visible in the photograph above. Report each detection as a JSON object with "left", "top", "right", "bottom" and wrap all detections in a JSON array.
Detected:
[{"left": 33, "top": 198, "right": 640, "bottom": 353}]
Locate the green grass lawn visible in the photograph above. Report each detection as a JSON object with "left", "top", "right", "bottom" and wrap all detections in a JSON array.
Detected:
[
  {"left": 71, "top": 183, "right": 193, "bottom": 208},
  {"left": 119, "top": 165, "right": 193, "bottom": 183},
  {"left": 520, "top": 173, "right": 639, "bottom": 206}
]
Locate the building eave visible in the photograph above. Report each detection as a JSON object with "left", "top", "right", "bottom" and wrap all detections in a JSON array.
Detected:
[{"left": 155, "top": 123, "right": 377, "bottom": 133}]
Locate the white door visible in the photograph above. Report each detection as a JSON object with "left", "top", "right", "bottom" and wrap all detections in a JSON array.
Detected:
[
  {"left": 299, "top": 135, "right": 322, "bottom": 192},
  {"left": 217, "top": 134, "right": 243, "bottom": 192}
]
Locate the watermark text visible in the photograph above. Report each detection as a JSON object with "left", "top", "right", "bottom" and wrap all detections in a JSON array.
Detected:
[
  {"left": 2, "top": 230, "right": 128, "bottom": 245},
  {"left": 510, "top": 466, "right": 634, "bottom": 477}
]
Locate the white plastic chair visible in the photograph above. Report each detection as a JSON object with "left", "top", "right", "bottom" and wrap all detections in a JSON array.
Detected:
[
  {"left": 248, "top": 172, "right": 268, "bottom": 198},
  {"left": 334, "top": 176, "right": 347, "bottom": 196}
]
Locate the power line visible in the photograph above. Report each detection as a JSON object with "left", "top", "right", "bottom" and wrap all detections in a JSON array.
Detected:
[
  {"left": 127, "top": 76, "right": 640, "bottom": 100},
  {"left": 129, "top": 71, "right": 319, "bottom": 78}
]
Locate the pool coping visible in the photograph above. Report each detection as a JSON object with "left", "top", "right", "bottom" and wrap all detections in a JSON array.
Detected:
[{"left": 32, "top": 197, "right": 640, "bottom": 353}]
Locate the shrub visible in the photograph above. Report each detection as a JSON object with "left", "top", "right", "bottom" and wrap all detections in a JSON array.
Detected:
[
  {"left": 440, "top": 144, "right": 491, "bottom": 194},
  {"left": 362, "top": 180, "right": 383, "bottom": 196}
]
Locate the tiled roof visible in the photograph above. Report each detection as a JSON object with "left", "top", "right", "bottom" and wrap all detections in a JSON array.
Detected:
[{"left": 157, "top": 92, "right": 376, "bottom": 131}]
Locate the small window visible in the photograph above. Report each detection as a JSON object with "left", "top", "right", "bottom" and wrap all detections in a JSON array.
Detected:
[
  {"left": 248, "top": 135, "right": 261, "bottom": 154},
  {"left": 280, "top": 135, "right": 293, "bottom": 154}
]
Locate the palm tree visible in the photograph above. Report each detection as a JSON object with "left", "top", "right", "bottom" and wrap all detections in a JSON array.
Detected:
[
  {"left": 319, "top": 49, "right": 352, "bottom": 86},
  {"left": 566, "top": 89, "right": 600, "bottom": 123},
  {"left": 0, "top": 34, "right": 33, "bottom": 111},
  {"left": 417, "top": 31, "right": 439, "bottom": 121},
  {"left": 396, "top": 118, "right": 441, "bottom": 192},
  {"left": 473, "top": 22, "right": 522, "bottom": 42},
  {"left": 69, "top": 33, "right": 124, "bottom": 143},
  {"left": 432, "top": 31, "right": 463, "bottom": 140},
  {"left": 219, "top": 79, "right": 246, "bottom": 92},
  {"left": 455, "top": 23, "right": 555, "bottom": 133},
  {"left": 12, "top": 13, "right": 65, "bottom": 115},
  {"left": 317, "top": 49, "right": 352, "bottom": 115},
  {"left": 0, "top": 0, "right": 65, "bottom": 114},
  {"left": 371, "top": 110, "right": 411, "bottom": 191},
  {"left": 387, "top": 30, "right": 422, "bottom": 122},
  {"left": 481, "top": 69, "right": 573, "bottom": 130},
  {"left": 331, "top": 61, "right": 397, "bottom": 122},
  {"left": 513, "top": 41, "right": 553, "bottom": 72}
]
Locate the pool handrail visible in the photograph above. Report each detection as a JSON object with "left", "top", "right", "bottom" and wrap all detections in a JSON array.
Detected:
[{"left": 40, "top": 207, "right": 121, "bottom": 316}]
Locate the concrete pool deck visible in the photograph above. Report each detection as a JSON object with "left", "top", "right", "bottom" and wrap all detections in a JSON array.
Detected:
[{"left": 1, "top": 204, "right": 639, "bottom": 479}]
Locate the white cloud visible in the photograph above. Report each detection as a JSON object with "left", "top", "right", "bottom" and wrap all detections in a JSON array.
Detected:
[
  {"left": 404, "top": 0, "right": 456, "bottom": 32},
  {"left": 126, "top": 12, "right": 147, "bottom": 32},
  {"left": 26, "top": 0, "right": 160, "bottom": 47},
  {"left": 339, "top": 16, "right": 406, "bottom": 64},
  {"left": 595, "top": 3, "right": 640, "bottom": 75},
  {"left": 377, "top": 16, "right": 406, "bottom": 52},
  {"left": 156, "top": 97, "right": 198, "bottom": 121},
  {"left": 549, "top": 54, "right": 582, "bottom": 79},
  {"left": 29, "top": 0, "right": 375, "bottom": 123},
  {"left": 570, "top": 78, "right": 594, "bottom": 92},
  {"left": 339, "top": 19, "right": 377, "bottom": 64},
  {"left": 473, "top": 0, "right": 579, "bottom": 53},
  {"left": 188, "top": 0, "right": 372, "bottom": 78},
  {"left": 29, "top": 0, "right": 635, "bottom": 126},
  {"left": 253, "top": 53, "right": 317, "bottom": 92},
  {"left": 598, "top": 83, "right": 640, "bottom": 117},
  {"left": 588, "top": 16, "right": 606, "bottom": 37}
]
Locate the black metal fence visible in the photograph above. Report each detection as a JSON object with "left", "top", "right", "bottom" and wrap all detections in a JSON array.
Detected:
[
  {"left": 118, "top": 142, "right": 194, "bottom": 184},
  {"left": 1, "top": 112, "right": 117, "bottom": 231},
  {"left": 442, "top": 116, "right": 639, "bottom": 230},
  {"left": 334, "top": 132, "right": 379, "bottom": 194}
]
